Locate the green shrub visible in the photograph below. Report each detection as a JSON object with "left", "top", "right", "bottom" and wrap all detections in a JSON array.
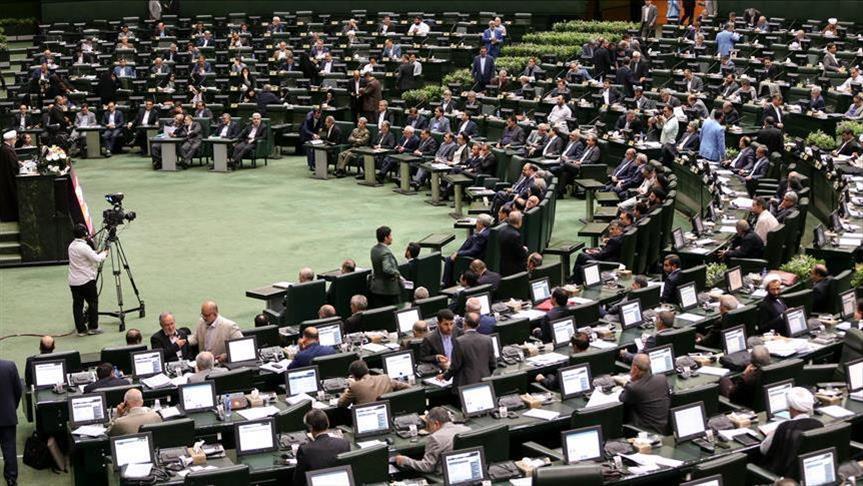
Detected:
[
  {"left": 836, "top": 121, "right": 863, "bottom": 138},
  {"left": 552, "top": 20, "right": 637, "bottom": 34},
  {"left": 524, "top": 31, "right": 626, "bottom": 46},
  {"left": 442, "top": 69, "right": 473, "bottom": 86},
  {"left": 779, "top": 254, "right": 825, "bottom": 285},
  {"left": 805, "top": 130, "right": 837, "bottom": 150},
  {"left": 706, "top": 263, "right": 727, "bottom": 288},
  {"left": 503, "top": 43, "right": 581, "bottom": 59},
  {"left": 494, "top": 56, "right": 530, "bottom": 73},
  {"left": 0, "top": 18, "right": 37, "bottom": 29},
  {"left": 852, "top": 264, "right": 863, "bottom": 288},
  {"left": 402, "top": 85, "right": 444, "bottom": 107}
]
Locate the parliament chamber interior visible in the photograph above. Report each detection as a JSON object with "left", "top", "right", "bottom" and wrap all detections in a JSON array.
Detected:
[{"left": 3, "top": 0, "right": 863, "bottom": 484}]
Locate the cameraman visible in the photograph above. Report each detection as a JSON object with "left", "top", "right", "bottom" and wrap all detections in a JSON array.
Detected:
[{"left": 68, "top": 224, "right": 108, "bottom": 336}]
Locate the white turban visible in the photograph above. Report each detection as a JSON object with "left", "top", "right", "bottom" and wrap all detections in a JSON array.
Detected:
[
  {"left": 828, "top": 18, "right": 838, "bottom": 25},
  {"left": 3, "top": 130, "right": 17, "bottom": 141},
  {"left": 786, "top": 387, "right": 815, "bottom": 414}
]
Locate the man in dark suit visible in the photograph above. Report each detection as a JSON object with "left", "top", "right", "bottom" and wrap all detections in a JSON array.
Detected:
[
  {"left": 620, "top": 311, "right": 675, "bottom": 363},
  {"left": 592, "top": 41, "right": 613, "bottom": 80},
  {"left": 0, "top": 359, "right": 21, "bottom": 486},
  {"left": 810, "top": 264, "right": 831, "bottom": 314},
  {"left": 212, "top": 112, "right": 241, "bottom": 139},
  {"left": 499, "top": 211, "right": 528, "bottom": 277},
  {"left": 369, "top": 226, "right": 402, "bottom": 307},
  {"left": 615, "top": 59, "right": 637, "bottom": 97},
  {"left": 419, "top": 310, "right": 463, "bottom": 370},
  {"left": 571, "top": 221, "right": 625, "bottom": 283},
  {"left": 100, "top": 101, "right": 125, "bottom": 156},
  {"left": 471, "top": 259, "right": 501, "bottom": 290},
  {"left": 619, "top": 353, "right": 670, "bottom": 434},
  {"left": 756, "top": 117, "right": 783, "bottom": 155},
  {"left": 378, "top": 126, "right": 420, "bottom": 181},
  {"left": 127, "top": 99, "right": 160, "bottom": 153},
  {"left": 721, "top": 220, "right": 764, "bottom": 261},
  {"left": 288, "top": 327, "right": 337, "bottom": 369},
  {"left": 757, "top": 276, "right": 787, "bottom": 335},
  {"left": 293, "top": 409, "right": 350, "bottom": 486},
  {"left": 149, "top": 312, "right": 191, "bottom": 362},
  {"left": 759, "top": 387, "right": 822, "bottom": 479},
  {"left": 660, "top": 254, "right": 682, "bottom": 304},
  {"left": 84, "top": 362, "right": 131, "bottom": 393},
  {"left": 615, "top": 110, "right": 643, "bottom": 134},
  {"left": 834, "top": 128, "right": 862, "bottom": 157},
  {"left": 639, "top": 0, "right": 658, "bottom": 38},
  {"left": 301, "top": 108, "right": 325, "bottom": 169},
  {"left": 396, "top": 55, "right": 416, "bottom": 93},
  {"left": 538, "top": 287, "right": 572, "bottom": 343},
  {"left": 471, "top": 47, "right": 495, "bottom": 91},
  {"left": 230, "top": 113, "right": 267, "bottom": 168},
  {"left": 442, "top": 313, "right": 495, "bottom": 388},
  {"left": 404, "top": 107, "right": 428, "bottom": 131},
  {"left": 719, "top": 345, "right": 770, "bottom": 409},
  {"left": 761, "top": 95, "right": 784, "bottom": 129},
  {"left": 455, "top": 112, "right": 478, "bottom": 138},
  {"left": 361, "top": 73, "right": 383, "bottom": 122},
  {"left": 723, "top": 137, "right": 756, "bottom": 171},
  {"left": 443, "top": 214, "right": 493, "bottom": 286}
]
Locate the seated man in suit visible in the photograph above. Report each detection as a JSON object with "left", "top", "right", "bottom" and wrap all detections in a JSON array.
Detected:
[
  {"left": 739, "top": 145, "right": 769, "bottom": 183},
  {"left": 288, "top": 326, "right": 337, "bottom": 369},
  {"left": 660, "top": 254, "right": 682, "bottom": 304},
  {"left": 722, "top": 136, "right": 755, "bottom": 171},
  {"left": 614, "top": 110, "right": 644, "bottom": 135},
  {"left": 759, "top": 387, "right": 822, "bottom": 478},
  {"left": 772, "top": 190, "right": 798, "bottom": 223},
  {"left": 84, "top": 362, "right": 130, "bottom": 393},
  {"left": 419, "top": 309, "right": 463, "bottom": 369},
  {"left": 604, "top": 148, "right": 638, "bottom": 191},
  {"left": 344, "top": 294, "right": 367, "bottom": 334},
  {"left": 338, "top": 359, "right": 410, "bottom": 407},
  {"left": 533, "top": 332, "right": 590, "bottom": 389},
  {"left": 536, "top": 287, "right": 572, "bottom": 342},
  {"left": 757, "top": 275, "right": 788, "bottom": 335},
  {"left": 107, "top": 388, "right": 162, "bottom": 437},
  {"left": 470, "top": 259, "right": 501, "bottom": 290},
  {"left": 150, "top": 311, "right": 191, "bottom": 362},
  {"left": 718, "top": 344, "right": 770, "bottom": 409},
  {"left": 490, "top": 163, "right": 538, "bottom": 217},
  {"left": 720, "top": 219, "right": 764, "bottom": 261},
  {"left": 834, "top": 127, "right": 862, "bottom": 157},
  {"left": 619, "top": 353, "right": 671, "bottom": 434},
  {"left": 570, "top": 220, "right": 625, "bottom": 283},
  {"left": 293, "top": 410, "right": 351, "bottom": 486},
  {"left": 661, "top": 121, "right": 700, "bottom": 165},
  {"left": 464, "top": 297, "right": 496, "bottom": 334},
  {"left": 378, "top": 126, "right": 420, "bottom": 182},
  {"left": 810, "top": 264, "right": 831, "bottom": 314},
  {"left": 187, "top": 351, "right": 224, "bottom": 383},
  {"left": 620, "top": 310, "right": 675, "bottom": 363},
  {"left": 443, "top": 214, "right": 493, "bottom": 286},
  {"left": 394, "top": 406, "right": 471, "bottom": 472},
  {"left": 101, "top": 102, "right": 124, "bottom": 156},
  {"left": 213, "top": 112, "right": 241, "bottom": 139},
  {"left": 229, "top": 113, "right": 267, "bottom": 169}
]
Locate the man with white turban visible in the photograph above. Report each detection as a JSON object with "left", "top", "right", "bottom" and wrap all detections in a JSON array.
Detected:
[
  {"left": 0, "top": 130, "right": 21, "bottom": 222},
  {"left": 759, "top": 387, "right": 823, "bottom": 477}
]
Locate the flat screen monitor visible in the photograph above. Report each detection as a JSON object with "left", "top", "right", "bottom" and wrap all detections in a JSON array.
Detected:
[
  {"left": 558, "top": 363, "right": 593, "bottom": 400},
  {"left": 352, "top": 400, "right": 391, "bottom": 439},
  {"left": 396, "top": 307, "right": 421, "bottom": 334},
  {"left": 725, "top": 266, "right": 743, "bottom": 293},
  {"left": 285, "top": 365, "right": 320, "bottom": 397},
  {"left": 226, "top": 336, "right": 258, "bottom": 364},
  {"left": 814, "top": 224, "right": 827, "bottom": 249},
  {"left": 764, "top": 379, "right": 794, "bottom": 419},
  {"left": 845, "top": 358, "right": 863, "bottom": 393},
  {"left": 529, "top": 277, "right": 551, "bottom": 304},
  {"left": 442, "top": 447, "right": 487, "bottom": 486},
  {"left": 692, "top": 214, "right": 704, "bottom": 235},
  {"left": 681, "top": 475, "right": 724, "bottom": 486},
  {"left": 672, "top": 227, "right": 686, "bottom": 251},
  {"left": 582, "top": 263, "right": 601, "bottom": 288},
  {"left": 110, "top": 432, "right": 154, "bottom": 470},
  {"left": 458, "top": 382, "right": 497, "bottom": 418},
  {"left": 799, "top": 448, "right": 838, "bottom": 486},
  {"left": 677, "top": 281, "right": 699, "bottom": 311},
  {"left": 382, "top": 351, "right": 414, "bottom": 380},
  {"left": 619, "top": 299, "right": 644, "bottom": 330},
  {"left": 671, "top": 402, "right": 707, "bottom": 442},
  {"left": 830, "top": 211, "right": 842, "bottom": 232},
  {"left": 474, "top": 292, "right": 491, "bottom": 315},
  {"left": 68, "top": 393, "right": 108, "bottom": 427},
  {"left": 721, "top": 325, "right": 747, "bottom": 355},
  {"left": 234, "top": 418, "right": 276, "bottom": 456},
  {"left": 562, "top": 426, "right": 603, "bottom": 464},
  {"left": 179, "top": 381, "right": 217, "bottom": 413},
  {"left": 307, "top": 466, "right": 356, "bottom": 486},
  {"left": 318, "top": 322, "right": 343, "bottom": 347},
  {"left": 647, "top": 345, "right": 675, "bottom": 375},
  {"left": 32, "top": 359, "right": 67, "bottom": 389},
  {"left": 551, "top": 317, "right": 576, "bottom": 348},
  {"left": 783, "top": 306, "right": 809, "bottom": 338},
  {"left": 131, "top": 349, "right": 164, "bottom": 378},
  {"left": 840, "top": 289, "right": 857, "bottom": 320},
  {"left": 489, "top": 333, "right": 501, "bottom": 360}
]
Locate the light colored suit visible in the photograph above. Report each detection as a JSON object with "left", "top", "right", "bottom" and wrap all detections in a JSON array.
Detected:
[
  {"left": 189, "top": 315, "right": 243, "bottom": 357},
  {"left": 187, "top": 367, "right": 225, "bottom": 384},
  {"left": 337, "top": 374, "right": 410, "bottom": 407},
  {"left": 108, "top": 406, "right": 162, "bottom": 436},
  {"left": 400, "top": 421, "right": 472, "bottom": 473}
]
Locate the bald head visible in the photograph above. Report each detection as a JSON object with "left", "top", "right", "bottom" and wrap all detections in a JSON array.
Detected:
[
  {"left": 508, "top": 211, "right": 523, "bottom": 228},
  {"left": 39, "top": 335, "right": 55, "bottom": 354},
  {"left": 123, "top": 388, "right": 144, "bottom": 407},
  {"left": 632, "top": 353, "right": 652, "bottom": 379},
  {"left": 201, "top": 301, "right": 219, "bottom": 324},
  {"left": 298, "top": 267, "right": 314, "bottom": 282}
]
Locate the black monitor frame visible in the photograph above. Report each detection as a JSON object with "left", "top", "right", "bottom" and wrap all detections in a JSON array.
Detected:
[
  {"left": 110, "top": 432, "right": 155, "bottom": 470},
  {"left": 130, "top": 349, "right": 165, "bottom": 379},
  {"left": 458, "top": 382, "right": 497, "bottom": 418},
  {"left": 68, "top": 392, "right": 109, "bottom": 428},
  {"left": 178, "top": 381, "right": 217, "bottom": 413},
  {"left": 234, "top": 417, "right": 277, "bottom": 456},
  {"left": 225, "top": 335, "right": 259, "bottom": 365},
  {"left": 561, "top": 425, "right": 604, "bottom": 464},
  {"left": 381, "top": 350, "right": 415, "bottom": 381},
  {"left": 557, "top": 363, "right": 593, "bottom": 400},
  {"left": 351, "top": 400, "right": 392, "bottom": 439},
  {"left": 285, "top": 365, "right": 321, "bottom": 397},
  {"left": 442, "top": 446, "right": 488, "bottom": 486},
  {"left": 763, "top": 378, "right": 795, "bottom": 419},
  {"left": 670, "top": 401, "right": 707, "bottom": 443}
]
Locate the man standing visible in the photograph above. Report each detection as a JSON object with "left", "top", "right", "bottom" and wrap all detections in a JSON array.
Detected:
[
  {"left": 419, "top": 309, "right": 463, "bottom": 369},
  {"left": 0, "top": 359, "right": 21, "bottom": 486},
  {"left": 698, "top": 111, "right": 726, "bottom": 162},
  {"left": 499, "top": 211, "right": 528, "bottom": 276},
  {"left": 0, "top": 131, "right": 20, "bottom": 222},
  {"left": 188, "top": 300, "right": 243, "bottom": 362},
  {"left": 68, "top": 224, "right": 108, "bottom": 336},
  {"left": 361, "top": 72, "right": 382, "bottom": 122},
  {"left": 640, "top": 0, "right": 658, "bottom": 39},
  {"left": 442, "top": 313, "right": 495, "bottom": 388},
  {"left": 150, "top": 311, "right": 191, "bottom": 362},
  {"left": 369, "top": 226, "right": 402, "bottom": 307},
  {"left": 471, "top": 47, "right": 495, "bottom": 91},
  {"left": 751, "top": 197, "right": 779, "bottom": 244}
]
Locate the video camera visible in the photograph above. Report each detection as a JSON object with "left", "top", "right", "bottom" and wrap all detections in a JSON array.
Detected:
[{"left": 102, "top": 193, "right": 136, "bottom": 228}]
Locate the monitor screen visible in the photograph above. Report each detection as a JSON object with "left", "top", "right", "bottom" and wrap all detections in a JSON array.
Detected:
[
  {"left": 672, "top": 227, "right": 686, "bottom": 250},
  {"left": 490, "top": 333, "right": 501, "bottom": 360},
  {"left": 562, "top": 426, "right": 603, "bottom": 464},
  {"left": 396, "top": 308, "right": 421, "bottom": 334},
  {"left": 784, "top": 307, "right": 808, "bottom": 337},
  {"left": 307, "top": 466, "right": 356, "bottom": 486},
  {"left": 648, "top": 345, "right": 675, "bottom": 375},
  {"left": 582, "top": 263, "right": 601, "bottom": 288},
  {"left": 846, "top": 358, "right": 863, "bottom": 393},
  {"left": 765, "top": 380, "right": 793, "bottom": 418},
  {"left": 619, "top": 300, "right": 644, "bottom": 329},
  {"left": 179, "top": 382, "right": 216, "bottom": 412},
  {"left": 681, "top": 475, "right": 724, "bottom": 486},
  {"left": 671, "top": 402, "right": 706, "bottom": 442},
  {"left": 841, "top": 290, "right": 857, "bottom": 320},
  {"left": 286, "top": 366, "right": 320, "bottom": 396},
  {"left": 530, "top": 278, "right": 551, "bottom": 304},
  {"left": 814, "top": 224, "right": 827, "bottom": 249},
  {"left": 474, "top": 292, "right": 491, "bottom": 315},
  {"left": 33, "top": 360, "right": 66, "bottom": 389},
  {"left": 226, "top": 336, "right": 258, "bottom": 364},
  {"left": 131, "top": 350, "right": 164, "bottom": 378},
  {"left": 442, "top": 447, "right": 487, "bottom": 485},
  {"left": 318, "top": 323, "right": 343, "bottom": 347},
  {"left": 692, "top": 214, "right": 704, "bottom": 235},
  {"left": 352, "top": 401, "right": 391, "bottom": 438},
  {"left": 551, "top": 317, "right": 575, "bottom": 348},
  {"left": 235, "top": 418, "right": 276, "bottom": 455},
  {"left": 725, "top": 266, "right": 743, "bottom": 293},
  {"left": 677, "top": 282, "right": 698, "bottom": 311},
  {"left": 69, "top": 393, "right": 108, "bottom": 427},
  {"left": 383, "top": 351, "right": 414, "bottom": 380},
  {"left": 722, "top": 325, "right": 747, "bottom": 355},
  {"left": 558, "top": 364, "right": 592, "bottom": 400},
  {"left": 459, "top": 382, "right": 496, "bottom": 417},
  {"left": 111, "top": 433, "right": 154, "bottom": 469},
  {"left": 800, "top": 448, "right": 837, "bottom": 486}
]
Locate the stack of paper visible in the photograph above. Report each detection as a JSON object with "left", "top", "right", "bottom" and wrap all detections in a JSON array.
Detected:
[
  {"left": 141, "top": 373, "right": 172, "bottom": 389},
  {"left": 123, "top": 463, "right": 153, "bottom": 479},
  {"left": 622, "top": 453, "right": 683, "bottom": 468},
  {"left": 423, "top": 376, "right": 452, "bottom": 388},
  {"left": 585, "top": 389, "right": 622, "bottom": 409},
  {"left": 72, "top": 424, "right": 107, "bottom": 437},
  {"left": 362, "top": 343, "right": 388, "bottom": 353},
  {"left": 522, "top": 408, "right": 560, "bottom": 421},
  {"left": 261, "top": 359, "right": 290, "bottom": 373},
  {"left": 525, "top": 352, "right": 568, "bottom": 367},
  {"left": 818, "top": 405, "right": 854, "bottom": 418},
  {"left": 698, "top": 366, "right": 730, "bottom": 377},
  {"left": 236, "top": 405, "right": 280, "bottom": 421},
  {"left": 676, "top": 313, "right": 704, "bottom": 322},
  {"left": 589, "top": 339, "right": 617, "bottom": 350}
]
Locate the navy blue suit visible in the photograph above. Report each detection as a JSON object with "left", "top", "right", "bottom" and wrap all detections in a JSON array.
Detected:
[
  {"left": 0, "top": 359, "right": 22, "bottom": 484},
  {"left": 288, "top": 343, "right": 337, "bottom": 369},
  {"left": 471, "top": 55, "right": 495, "bottom": 89},
  {"left": 661, "top": 269, "right": 681, "bottom": 304},
  {"left": 380, "top": 135, "right": 420, "bottom": 176},
  {"left": 443, "top": 227, "right": 491, "bottom": 285},
  {"left": 301, "top": 112, "right": 325, "bottom": 168},
  {"left": 101, "top": 109, "right": 125, "bottom": 152}
]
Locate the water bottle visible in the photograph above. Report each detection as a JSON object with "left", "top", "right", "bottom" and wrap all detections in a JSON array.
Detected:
[
  {"left": 223, "top": 395, "right": 232, "bottom": 418},
  {"left": 153, "top": 399, "right": 161, "bottom": 411}
]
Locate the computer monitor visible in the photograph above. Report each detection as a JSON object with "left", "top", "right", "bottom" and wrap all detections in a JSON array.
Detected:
[
  {"left": 352, "top": 401, "right": 391, "bottom": 439},
  {"left": 725, "top": 266, "right": 743, "bottom": 293},
  {"left": 840, "top": 289, "right": 857, "bottom": 320},
  {"left": 529, "top": 277, "right": 551, "bottom": 304},
  {"left": 442, "top": 447, "right": 488, "bottom": 486},
  {"left": 557, "top": 363, "right": 593, "bottom": 400},
  {"left": 582, "top": 263, "right": 601, "bottom": 288},
  {"left": 721, "top": 325, "right": 747, "bottom": 355},
  {"left": 234, "top": 418, "right": 276, "bottom": 456},
  {"left": 474, "top": 292, "right": 491, "bottom": 315},
  {"left": 307, "top": 466, "right": 356, "bottom": 486},
  {"left": 550, "top": 317, "right": 576, "bottom": 348},
  {"left": 382, "top": 350, "right": 415, "bottom": 381},
  {"left": 561, "top": 426, "right": 603, "bottom": 464},
  {"left": 829, "top": 210, "right": 842, "bottom": 232},
  {"left": 110, "top": 432, "right": 155, "bottom": 470},
  {"left": 285, "top": 365, "right": 320, "bottom": 396},
  {"left": 647, "top": 345, "right": 675, "bottom": 375},
  {"left": 783, "top": 306, "right": 809, "bottom": 338},
  {"left": 672, "top": 227, "right": 686, "bottom": 251},
  {"left": 317, "top": 322, "right": 344, "bottom": 347},
  {"left": 179, "top": 381, "right": 217, "bottom": 413},
  {"left": 131, "top": 349, "right": 164, "bottom": 378},
  {"left": 458, "top": 382, "right": 497, "bottom": 418},
  {"left": 692, "top": 214, "right": 704, "bottom": 235},
  {"left": 799, "top": 447, "right": 838, "bottom": 486},
  {"left": 677, "top": 281, "right": 699, "bottom": 311},
  {"left": 813, "top": 224, "right": 827, "bottom": 249},
  {"left": 32, "top": 359, "right": 67, "bottom": 389},
  {"left": 395, "top": 307, "right": 421, "bottom": 334},
  {"left": 489, "top": 333, "right": 501, "bottom": 360},
  {"left": 680, "top": 474, "right": 724, "bottom": 486},
  {"left": 845, "top": 358, "right": 863, "bottom": 393},
  {"left": 226, "top": 336, "right": 258, "bottom": 365},
  {"left": 764, "top": 379, "right": 794, "bottom": 419},
  {"left": 619, "top": 299, "right": 644, "bottom": 329},
  {"left": 670, "top": 402, "right": 707, "bottom": 443},
  {"left": 68, "top": 393, "right": 108, "bottom": 427}
]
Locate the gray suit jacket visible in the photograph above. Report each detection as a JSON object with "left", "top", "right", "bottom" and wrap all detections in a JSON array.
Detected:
[
  {"left": 75, "top": 111, "right": 97, "bottom": 127},
  {"left": 369, "top": 243, "right": 401, "bottom": 296},
  {"left": 619, "top": 373, "right": 670, "bottom": 434},
  {"left": 107, "top": 406, "right": 162, "bottom": 436},
  {"left": 444, "top": 330, "right": 495, "bottom": 388},
  {"left": 189, "top": 315, "right": 243, "bottom": 358},
  {"left": 400, "top": 422, "right": 472, "bottom": 473},
  {"left": 687, "top": 76, "right": 704, "bottom": 93}
]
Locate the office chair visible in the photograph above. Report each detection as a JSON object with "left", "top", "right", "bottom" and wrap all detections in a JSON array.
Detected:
[
  {"left": 571, "top": 402, "right": 624, "bottom": 440},
  {"left": 335, "top": 443, "right": 389, "bottom": 484},
  {"left": 380, "top": 387, "right": 426, "bottom": 416},
  {"left": 453, "top": 425, "right": 509, "bottom": 463},
  {"left": 312, "top": 352, "right": 358, "bottom": 380},
  {"left": 533, "top": 465, "right": 603, "bottom": 485},
  {"left": 140, "top": 418, "right": 195, "bottom": 449},
  {"left": 183, "top": 464, "right": 250, "bottom": 485}
]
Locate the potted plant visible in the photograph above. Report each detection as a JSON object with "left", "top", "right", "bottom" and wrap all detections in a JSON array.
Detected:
[
  {"left": 706, "top": 263, "right": 727, "bottom": 288},
  {"left": 778, "top": 254, "right": 824, "bottom": 286},
  {"left": 805, "top": 130, "right": 837, "bottom": 151},
  {"left": 851, "top": 264, "right": 863, "bottom": 289},
  {"left": 442, "top": 69, "right": 473, "bottom": 93}
]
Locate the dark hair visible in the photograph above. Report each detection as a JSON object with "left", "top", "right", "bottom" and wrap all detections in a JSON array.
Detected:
[
  {"left": 39, "top": 339, "right": 54, "bottom": 354},
  {"left": 125, "top": 329, "right": 142, "bottom": 345},
  {"left": 304, "top": 409, "right": 330, "bottom": 433},
  {"left": 461, "top": 270, "right": 479, "bottom": 287},
  {"left": 348, "top": 359, "right": 369, "bottom": 379},
  {"left": 96, "top": 362, "right": 114, "bottom": 379},
  {"left": 571, "top": 332, "right": 590, "bottom": 351},
  {"left": 376, "top": 225, "right": 391, "bottom": 243},
  {"left": 73, "top": 223, "right": 89, "bottom": 239},
  {"left": 406, "top": 242, "right": 421, "bottom": 258},
  {"left": 552, "top": 287, "right": 568, "bottom": 306},
  {"left": 633, "top": 275, "right": 649, "bottom": 288},
  {"left": 254, "top": 313, "right": 270, "bottom": 327},
  {"left": 436, "top": 309, "right": 455, "bottom": 322},
  {"left": 464, "top": 313, "right": 479, "bottom": 329},
  {"left": 664, "top": 254, "right": 681, "bottom": 268}
]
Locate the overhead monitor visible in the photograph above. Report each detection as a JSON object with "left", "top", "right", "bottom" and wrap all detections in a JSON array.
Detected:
[
  {"left": 558, "top": 363, "right": 593, "bottom": 400},
  {"left": 458, "top": 382, "right": 497, "bottom": 418},
  {"left": 285, "top": 366, "right": 321, "bottom": 397},
  {"left": 671, "top": 402, "right": 707, "bottom": 443},
  {"left": 32, "top": 359, "right": 67, "bottom": 389},
  {"left": 562, "top": 426, "right": 603, "bottom": 464},
  {"left": 721, "top": 325, "right": 747, "bottom": 355},
  {"left": 352, "top": 401, "right": 391, "bottom": 439},
  {"left": 318, "top": 322, "right": 344, "bottom": 347},
  {"left": 110, "top": 432, "right": 154, "bottom": 470},
  {"left": 764, "top": 379, "right": 794, "bottom": 419},
  {"left": 131, "top": 349, "right": 164, "bottom": 378},
  {"left": 647, "top": 345, "right": 675, "bottom": 375},
  {"left": 179, "top": 381, "right": 217, "bottom": 413},
  {"left": 619, "top": 299, "right": 644, "bottom": 329},
  {"left": 68, "top": 393, "right": 108, "bottom": 427},
  {"left": 226, "top": 336, "right": 258, "bottom": 364},
  {"left": 442, "top": 447, "right": 487, "bottom": 486},
  {"left": 529, "top": 278, "right": 551, "bottom": 304},
  {"left": 396, "top": 307, "right": 421, "bottom": 334},
  {"left": 382, "top": 351, "right": 415, "bottom": 381},
  {"left": 234, "top": 418, "right": 276, "bottom": 456}
]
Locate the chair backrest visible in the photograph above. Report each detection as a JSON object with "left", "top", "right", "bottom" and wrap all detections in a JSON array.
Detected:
[
  {"left": 415, "top": 295, "right": 449, "bottom": 318},
  {"left": 336, "top": 443, "right": 389, "bottom": 485},
  {"left": 274, "top": 400, "right": 312, "bottom": 433},
  {"left": 482, "top": 371, "right": 528, "bottom": 396},
  {"left": 494, "top": 271, "right": 530, "bottom": 301},
  {"left": 618, "top": 228, "right": 638, "bottom": 271},
  {"left": 283, "top": 280, "right": 327, "bottom": 326},
  {"left": 414, "top": 252, "right": 443, "bottom": 296},
  {"left": 359, "top": 305, "right": 398, "bottom": 333},
  {"left": 764, "top": 223, "right": 787, "bottom": 270},
  {"left": 522, "top": 206, "right": 543, "bottom": 252},
  {"left": 633, "top": 217, "right": 652, "bottom": 274},
  {"left": 240, "top": 325, "right": 280, "bottom": 347},
  {"left": 678, "top": 264, "right": 707, "bottom": 291},
  {"left": 26, "top": 351, "right": 82, "bottom": 385},
  {"left": 101, "top": 384, "right": 142, "bottom": 408},
  {"left": 453, "top": 424, "right": 510, "bottom": 463},
  {"left": 829, "top": 269, "right": 853, "bottom": 314},
  {"left": 312, "top": 352, "right": 358, "bottom": 380},
  {"left": 571, "top": 401, "right": 624, "bottom": 439},
  {"left": 495, "top": 317, "right": 530, "bottom": 346},
  {"left": 569, "top": 347, "right": 617, "bottom": 377},
  {"left": 571, "top": 301, "right": 601, "bottom": 327},
  {"left": 329, "top": 269, "right": 372, "bottom": 319},
  {"left": 533, "top": 465, "right": 603, "bottom": 486},
  {"left": 208, "top": 367, "right": 254, "bottom": 395},
  {"left": 532, "top": 261, "right": 562, "bottom": 288},
  {"left": 781, "top": 289, "right": 813, "bottom": 318},
  {"left": 627, "top": 285, "right": 660, "bottom": 310},
  {"left": 655, "top": 326, "right": 696, "bottom": 356},
  {"left": 101, "top": 344, "right": 148, "bottom": 375},
  {"left": 184, "top": 464, "right": 250, "bottom": 485},
  {"left": 670, "top": 383, "right": 719, "bottom": 417},
  {"left": 485, "top": 223, "right": 506, "bottom": 272},
  {"left": 781, "top": 210, "right": 802, "bottom": 263},
  {"left": 798, "top": 422, "right": 851, "bottom": 464},
  {"left": 380, "top": 386, "right": 426, "bottom": 416},
  {"left": 691, "top": 452, "right": 747, "bottom": 485},
  {"left": 139, "top": 418, "right": 195, "bottom": 449}
]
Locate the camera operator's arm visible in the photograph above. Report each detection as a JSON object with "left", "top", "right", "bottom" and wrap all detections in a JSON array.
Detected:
[{"left": 82, "top": 239, "right": 109, "bottom": 263}]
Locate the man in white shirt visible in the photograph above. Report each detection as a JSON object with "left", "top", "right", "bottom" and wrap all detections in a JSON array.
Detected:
[
  {"left": 68, "top": 224, "right": 108, "bottom": 336},
  {"left": 752, "top": 197, "right": 779, "bottom": 244},
  {"left": 547, "top": 95, "right": 572, "bottom": 130},
  {"left": 837, "top": 66, "right": 863, "bottom": 93},
  {"left": 407, "top": 16, "right": 430, "bottom": 36}
]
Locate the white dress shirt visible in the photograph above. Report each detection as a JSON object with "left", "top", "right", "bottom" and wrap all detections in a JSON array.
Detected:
[
  {"left": 407, "top": 22, "right": 430, "bottom": 36},
  {"left": 68, "top": 238, "right": 106, "bottom": 286},
  {"left": 219, "top": 124, "right": 230, "bottom": 137},
  {"left": 548, "top": 104, "right": 572, "bottom": 126},
  {"left": 755, "top": 210, "right": 779, "bottom": 243},
  {"left": 660, "top": 117, "right": 679, "bottom": 144}
]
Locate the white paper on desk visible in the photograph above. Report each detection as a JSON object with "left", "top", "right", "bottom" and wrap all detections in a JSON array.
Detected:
[
  {"left": 159, "top": 406, "right": 183, "bottom": 420},
  {"left": 522, "top": 408, "right": 560, "bottom": 421},
  {"left": 819, "top": 405, "right": 854, "bottom": 418},
  {"left": 764, "top": 339, "right": 807, "bottom": 357},
  {"left": 526, "top": 352, "right": 568, "bottom": 367},
  {"left": 715, "top": 169, "right": 734, "bottom": 176},
  {"left": 585, "top": 389, "right": 622, "bottom": 409},
  {"left": 731, "top": 197, "right": 753, "bottom": 209},
  {"left": 123, "top": 463, "right": 153, "bottom": 479},
  {"left": 312, "top": 400, "right": 331, "bottom": 410},
  {"left": 695, "top": 239, "right": 716, "bottom": 246},
  {"left": 72, "top": 424, "right": 107, "bottom": 437},
  {"left": 718, "top": 428, "right": 756, "bottom": 441},
  {"left": 424, "top": 377, "right": 453, "bottom": 388},
  {"left": 512, "top": 309, "right": 546, "bottom": 321},
  {"left": 687, "top": 247, "right": 712, "bottom": 254},
  {"left": 285, "top": 393, "right": 314, "bottom": 405},
  {"left": 850, "top": 390, "right": 863, "bottom": 401},
  {"left": 509, "top": 478, "right": 533, "bottom": 486},
  {"left": 431, "top": 163, "right": 451, "bottom": 170},
  {"left": 590, "top": 339, "right": 617, "bottom": 350},
  {"left": 719, "top": 226, "right": 737, "bottom": 233},
  {"left": 698, "top": 366, "right": 730, "bottom": 377},
  {"left": 272, "top": 281, "right": 292, "bottom": 289},
  {"left": 236, "top": 405, "right": 280, "bottom": 421},
  {"left": 357, "top": 439, "right": 386, "bottom": 449},
  {"left": 629, "top": 465, "right": 661, "bottom": 474},
  {"left": 171, "top": 375, "right": 188, "bottom": 386},
  {"left": 752, "top": 289, "right": 767, "bottom": 298},
  {"left": 362, "top": 343, "right": 389, "bottom": 353},
  {"left": 623, "top": 453, "right": 684, "bottom": 468},
  {"left": 141, "top": 373, "right": 172, "bottom": 389},
  {"left": 676, "top": 313, "right": 704, "bottom": 322},
  {"left": 261, "top": 359, "right": 290, "bottom": 374},
  {"left": 758, "top": 420, "right": 783, "bottom": 436},
  {"left": 839, "top": 237, "right": 863, "bottom": 247},
  {"left": 568, "top": 296, "right": 595, "bottom": 305},
  {"left": 634, "top": 338, "right": 644, "bottom": 351},
  {"left": 837, "top": 321, "right": 853, "bottom": 331}
]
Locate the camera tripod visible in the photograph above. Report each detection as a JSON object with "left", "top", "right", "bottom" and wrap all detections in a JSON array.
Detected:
[{"left": 95, "top": 227, "right": 145, "bottom": 331}]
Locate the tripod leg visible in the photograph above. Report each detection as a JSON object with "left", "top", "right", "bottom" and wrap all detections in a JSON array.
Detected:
[
  {"left": 114, "top": 239, "right": 145, "bottom": 318},
  {"left": 111, "top": 245, "right": 126, "bottom": 332}
]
